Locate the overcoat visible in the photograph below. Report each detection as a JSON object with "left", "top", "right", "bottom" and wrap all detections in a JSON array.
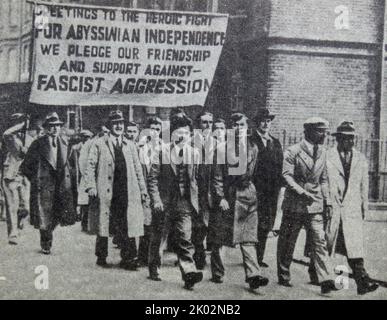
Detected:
[
  {"left": 20, "top": 135, "right": 77, "bottom": 230},
  {"left": 84, "top": 135, "right": 147, "bottom": 238},
  {"left": 326, "top": 148, "right": 368, "bottom": 258},
  {"left": 214, "top": 138, "right": 259, "bottom": 246}
]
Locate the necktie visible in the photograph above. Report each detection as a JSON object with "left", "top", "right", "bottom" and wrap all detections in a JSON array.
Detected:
[
  {"left": 116, "top": 137, "right": 120, "bottom": 148},
  {"left": 52, "top": 137, "right": 57, "bottom": 148},
  {"left": 313, "top": 144, "right": 318, "bottom": 163}
]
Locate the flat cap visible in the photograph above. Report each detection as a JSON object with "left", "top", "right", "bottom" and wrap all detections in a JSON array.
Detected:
[
  {"left": 303, "top": 117, "right": 329, "bottom": 130},
  {"left": 80, "top": 130, "right": 93, "bottom": 138}
]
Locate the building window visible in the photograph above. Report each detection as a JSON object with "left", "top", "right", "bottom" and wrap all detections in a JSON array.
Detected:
[
  {"left": 8, "top": 48, "right": 17, "bottom": 82},
  {"left": 9, "top": 0, "right": 18, "bottom": 27}
]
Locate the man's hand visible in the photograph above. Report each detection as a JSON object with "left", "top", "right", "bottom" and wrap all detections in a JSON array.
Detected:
[
  {"left": 302, "top": 191, "right": 319, "bottom": 205},
  {"left": 88, "top": 188, "right": 97, "bottom": 198},
  {"left": 325, "top": 205, "right": 333, "bottom": 220},
  {"left": 153, "top": 202, "right": 164, "bottom": 213},
  {"left": 219, "top": 199, "right": 230, "bottom": 212},
  {"left": 141, "top": 193, "right": 149, "bottom": 205}
]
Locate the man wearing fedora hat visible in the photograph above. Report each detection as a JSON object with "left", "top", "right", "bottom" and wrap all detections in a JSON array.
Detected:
[
  {"left": 2, "top": 113, "right": 34, "bottom": 245},
  {"left": 251, "top": 108, "right": 284, "bottom": 267},
  {"left": 277, "top": 117, "right": 338, "bottom": 295},
  {"left": 21, "top": 112, "right": 77, "bottom": 254},
  {"left": 85, "top": 110, "right": 149, "bottom": 270},
  {"left": 326, "top": 120, "right": 378, "bottom": 295}
]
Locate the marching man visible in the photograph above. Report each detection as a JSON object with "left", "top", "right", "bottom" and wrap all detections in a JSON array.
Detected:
[
  {"left": 326, "top": 120, "right": 379, "bottom": 295},
  {"left": 3, "top": 113, "right": 33, "bottom": 245},
  {"left": 84, "top": 110, "right": 148, "bottom": 270}
]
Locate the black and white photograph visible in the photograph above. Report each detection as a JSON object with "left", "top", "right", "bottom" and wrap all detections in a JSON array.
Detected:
[{"left": 0, "top": 0, "right": 386, "bottom": 304}]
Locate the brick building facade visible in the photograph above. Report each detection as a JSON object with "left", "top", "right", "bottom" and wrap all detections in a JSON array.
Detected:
[{"left": 0, "top": 0, "right": 385, "bottom": 138}]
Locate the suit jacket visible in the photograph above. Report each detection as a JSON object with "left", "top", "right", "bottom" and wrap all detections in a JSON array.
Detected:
[
  {"left": 282, "top": 139, "right": 331, "bottom": 214},
  {"left": 326, "top": 148, "right": 368, "bottom": 258},
  {"left": 2, "top": 123, "right": 34, "bottom": 180},
  {"left": 147, "top": 143, "right": 200, "bottom": 214},
  {"left": 251, "top": 130, "right": 283, "bottom": 198},
  {"left": 20, "top": 134, "right": 77, "bottom": 230}
]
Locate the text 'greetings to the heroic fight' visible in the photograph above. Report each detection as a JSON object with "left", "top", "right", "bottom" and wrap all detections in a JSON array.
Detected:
[{"left": 29, "top": 3, "right": 229, "bottom": 107}]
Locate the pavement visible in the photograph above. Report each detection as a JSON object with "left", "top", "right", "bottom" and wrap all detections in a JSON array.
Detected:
[{"left": 0, "top": 217, "right": 386, "bottom": 300}]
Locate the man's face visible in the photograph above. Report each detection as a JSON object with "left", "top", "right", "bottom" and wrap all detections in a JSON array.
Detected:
[
  {"left": 337, "top": 135, "right": 355, "bottom": 152},
  {"left": 232, "top": 118, "right": 248, "bottom": 138},
  {"left": 199, "top": 114, "right": 213, "bottom": 132},
  {"left": 149, "top": 123, "right": 162, "bottom": 140},
  {"left": 308, "top": 128, "right": 327, "bottom": 145},
  {"left": 214, "top": 121, "right": 226, "bottom": 141},
  {"left": 127, "top": 125, "right": 139, "bottom": 140},
  {"left": 46, "top": 124, "right": 61, "bottom": 138},
  {"left": 173, "top": 125, "right": 191, "bottom": 146},
  {"left": 111, "top": 121, "right": 124, "bottom": 137},
  {"left": 257, "top": 118, "right": 272, "bottom": 135}
]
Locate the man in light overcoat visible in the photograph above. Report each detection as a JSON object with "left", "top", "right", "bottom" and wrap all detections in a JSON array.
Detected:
[
  {"left": 326, "top": 120, "right": 378, "bottom": 295},
  {"left": 84, "top": 110, "right": 148, "bottom": 270}
]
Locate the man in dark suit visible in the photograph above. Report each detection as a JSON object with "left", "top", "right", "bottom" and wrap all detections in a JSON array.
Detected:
[
  {"left": 252, "top": 108, "right": 283, "bottom": 267},
  {"left": 147, "top": 112, "right": 203, "bottom": 290},
  {"left": 277, "top": 117, "right": 337, "bottom": 295},
  {"left": 21, "top": 112, "right": 77, "bottom": 254}
]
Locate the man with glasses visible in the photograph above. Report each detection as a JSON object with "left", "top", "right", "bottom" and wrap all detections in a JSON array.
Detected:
[{"left": 191, "top": 111, "right": 215, "bottom": 270}]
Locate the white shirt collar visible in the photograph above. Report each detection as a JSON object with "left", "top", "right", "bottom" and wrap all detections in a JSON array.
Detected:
[{"left": 109, "top": 134, "right": 123, "bottom": 146}]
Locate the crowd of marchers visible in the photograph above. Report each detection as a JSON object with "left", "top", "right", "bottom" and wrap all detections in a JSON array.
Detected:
[{"left": 0, "top": 107, "right": 379, "bottom": 296}]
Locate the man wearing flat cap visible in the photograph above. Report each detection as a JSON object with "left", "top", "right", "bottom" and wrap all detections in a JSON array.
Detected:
[
  {"left": 85, "top": 110, "right": 149, "bottom": 270},
  {"left": 251, "top": 108, "right": 283, "bottom": 267},
  {"left": 326, "top": 121, "right": 378, "bottom": 295},
  {"left": 21, "top": 112, "right": 77, "bottom": 254},
  {"left": 277, "top": 117, "right": 337, "bottom": 295},
  {"left": 2, "top": 113, "right": 33, "bottom": 245}
]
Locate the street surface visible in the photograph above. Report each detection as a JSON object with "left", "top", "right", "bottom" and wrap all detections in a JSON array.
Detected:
[{"left": 0, "top": 218, "right": 386, "bottom": 300}]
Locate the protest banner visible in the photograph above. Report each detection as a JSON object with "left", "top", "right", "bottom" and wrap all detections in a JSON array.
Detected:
[{"left": 28, "top": 2, "right": 228, "bottom": 107}]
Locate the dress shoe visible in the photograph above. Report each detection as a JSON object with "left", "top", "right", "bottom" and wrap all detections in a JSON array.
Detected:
[
  {"left": 258, "top": 261, "right": 269, "bottom": 268},
  {"left": 184, "top": 272, "right": 203, "bottom": 290},
  {"left": 278, "top": 279, "right": 293, "bottom": 287},
  {"left": 357, "top": 279, "right": 379, "bottom": 295},
  {"left": 8, "top": 237, "right": 18, "bottom": 245},
  {"left": 210, "top": 276, "right": 223, "bottom": 284},
  {"left": 119, "top": 260, "right": 138, "bottom": 271},
  {"left": 41, "top": 248, "right": 51, "bottom": 255},
  {"left": 96, "top": 258, "right": 109, "bottom": 268},
  {"left": 148, "top": 274, "right": 162, "bottom": 281},
  {"left": 248, "top": 275, "right": 269, "bottom": 290},
  {"left": 321, "top": 280, "right": 339, "bottom": 295}
]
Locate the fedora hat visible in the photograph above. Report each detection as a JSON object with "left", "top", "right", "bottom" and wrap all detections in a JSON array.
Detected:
[
  {"left": 254, "top": 108, "right": 275, "bottom": 122},
  {"left": 332, "top": 120, "right": 357, "bottom": 136},
  {"left": 42, "top": 112, "right": 64, "bottom": 128},
  {"left": 108, "top": 110, "right": 125, "bottom": 123}
]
